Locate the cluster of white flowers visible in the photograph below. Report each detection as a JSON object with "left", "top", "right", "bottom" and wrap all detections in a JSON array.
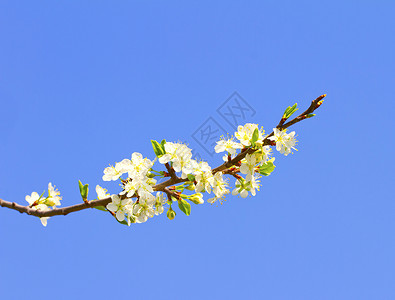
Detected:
[
  {"left": 25, "top": 120, "right": 300, "bottom": 227},
  {"left": 214, "top": 123, "right": 294, "bottom": 199},
  {"left": 25, "top": 182, "right": 62, "bottom": 226},
  {"left": 268, "top": 128, "right": 297, "bottom": 156},
  {"left": 159, "top": 142, "right": 194, "bottom": 178},
  {"left": 96, "top": 122, "right": 299, "bottom": 225},
  {"left": 207, "top": 172, "right": 229, "bottom": 204},
  {"left": 100, "top": 152, "right": 168, "bottom": 225},
  {"left": 103, "top": 191, "right": 166, "bottom": 225},
  {"left": 157, "top": 143, "right": 230, "bottom": 204}
]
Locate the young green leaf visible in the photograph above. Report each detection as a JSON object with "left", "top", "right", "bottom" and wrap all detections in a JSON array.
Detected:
[
  {"left": 175, "top": 185, "right": 185, "bottom": 192},
  {"left": 284, "top": 106, "right": 291, "bottom": 117},
  {"left": 78, "top": 180, "right": 84, "bottom": 193},
  {"left": 251, "top": 128, "right": 259, "bottom": 145},
  {"left": 283, "top": 103, "right": 299, "bottom": 119},
  {"left": 187, "top": 174, "right": 195, "bottom": 182},
  {"left": 178, "top": 199, "right": 191, "bottom": 216},
  {"left": 78, "top": 180, "right": 89, "bottom": 200},
  {"left": 288, "top": 103, "right": 298, "bottom": 118},
  {"left": 93, "top": 206, "right": 107, "bottom": 212},
  {"left": 259, "top": 161, "right": 276, "bottom": 176},
  {"left": 160, "top": 139, "right": 167, "bottom": 153},
  {"left": 151, "top": 140, "right": 165, "bottom": 157}
]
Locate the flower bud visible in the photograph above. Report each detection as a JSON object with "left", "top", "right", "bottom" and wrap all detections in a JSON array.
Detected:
[
  {"left": 188, "top": 193, "right": 204, "bottom": 205},
  {"left": 146, "top": 172, "right": 155, "bottom": 178},
  {"left": 184, "top": 183, "right": 196, "bottom": 191},
  {"left": 167, "top": 207, "right": 176, "bottom": 220},
  {"left": 45, "top": 198, "right": 56, "bottom": 207}
]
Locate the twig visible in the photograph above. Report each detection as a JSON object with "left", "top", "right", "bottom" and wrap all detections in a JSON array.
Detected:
[{"left": 165, "top": 163, "right": 178, "bottom": 180}]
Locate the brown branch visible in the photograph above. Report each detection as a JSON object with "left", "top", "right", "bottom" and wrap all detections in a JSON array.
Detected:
[
  {"left": 0, "top": 197, "right": 113, "bottom": 217},
  {"left": 0, "top": 94, "right": 326, "bottom": 219},
  {"left": 164, "top": 163, "right": 178, "bottom": 181},
  {"left": 163, "top": 187, "right": 181, "bottom": 201}
]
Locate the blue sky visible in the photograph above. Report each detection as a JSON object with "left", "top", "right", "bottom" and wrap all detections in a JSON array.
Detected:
[{"left": 0, "top": 1, "right": 394, "bottom": 299}]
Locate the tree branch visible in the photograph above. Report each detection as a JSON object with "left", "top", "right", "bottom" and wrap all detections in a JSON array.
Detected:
[{"left": 0, "top": 94, "right": 326, "bottom": 219}]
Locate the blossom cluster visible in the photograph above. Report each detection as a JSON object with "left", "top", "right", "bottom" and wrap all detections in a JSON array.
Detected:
[
  {"left": 25, "top": 182, "right": 62, "bottom": 226},
  {"left": 96, "top": 122, "right": 297, "bottom": 227},
  {"left": 25, "top": 121, "right": 298, "bottom": 227},
  {"left": 100, "top": 152, "right": 166, "bottom": 225},
  {"left": 159, "top": 142, "right": 230, "bottom": 203}
]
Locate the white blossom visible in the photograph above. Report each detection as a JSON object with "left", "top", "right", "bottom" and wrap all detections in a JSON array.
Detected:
[
  {"left": 232, "top": 179, "right": 249, "bottom": 198},
  {"left": 133, "top": 192, "right": 156, "bottom": 223},
  {"left": 120, "top": 177, "right": 155, "bottom": 198},
  {"left": 240, "top": 153, "right": 259, "bottom": 182},
  {"left": 208, "top": 172, "right": 229, "bottom": 204},
  {"left": 159, "top": 142, "right": 194, "bottom": 178},
  {"left": 25, "top": 183, "right": 63, "bottom": 227},
  {"left": 25, "top": 192, "right": 51, "bottom": 227},
  {"left": 231, "top": 174, "right": 261, "bottom": 198},
  {"left": 235, "top": 123, "right": 264, "bottom": 147},
  {"left": 268, "top": 128, "right": 297, "bottom": 156},
  {"left": 127, "top": 152, "right": 155, "bottom": 180},
  {"left": 248, "top": 174, "right": 261, "bottom": 196},
  {"left": 106, "top": 194, "right": 132, "bottom": 222},
  {"left": 102, "top": 165, "right": 123, "bottom": 181},
  {"left": 96, "top": 185, "right": 110, "bottom": 200},
  {"left": 25, "top": 192, "right": 40, "bottom": 206},
  {"left": 154, "top": 192, "right": 167, "bottom": 215},
  {"left": 47, "top": 182, "right": 61, "bottom": 207},
  {"left": 215, "top": 137, "right": 243, "bottom": 155},
  {"left": 188, "top": 160, "right": 217, "bottom": 194}
]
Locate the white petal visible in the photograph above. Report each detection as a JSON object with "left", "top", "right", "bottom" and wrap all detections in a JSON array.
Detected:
[
  {"left": 111, "top": 194, "right": 120, "bottom": 204},
  {"left": 159, "top": 154, "right": 171, "bottom": 164},
  {"left": 240, "top": 190, "right": 248, "bottom": 198},
  {"left": 116, "top": 211, "right": 125, "bottom": 222},
  {"left": 106, "top": 203, "right": 117, "bottom": 212},
  {"left": 40, "top": 217, "right": 48, "bottom": 227},
  {"left": 240, "top": 164, "right": 249, "bottom": 174}
]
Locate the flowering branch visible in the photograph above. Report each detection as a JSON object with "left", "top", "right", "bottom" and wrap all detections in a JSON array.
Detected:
[
  {"left": 212, "top": 94, "right": 326, "bottom": 173},
  {"left": 0, "top": 94, "right": 327, "bottom": 226}
]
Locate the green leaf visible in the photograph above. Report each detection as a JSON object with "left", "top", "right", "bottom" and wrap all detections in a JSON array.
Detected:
[
  {"left": 93, "top": 206, "right": 107, "bottom": 211},
  {"left": 160, "top": 139, "right": 167, "bottom": 153},
  {"left": 284, "top": 106, "right": 291, "bottom": 116},
  {"left": 251, "top": 128, "right": 259, "bottom": 145},
  {"left": 78, "top": 180, "right": 89, "bottom": 200},
  {"left": 288, "top": 103, "right": 298, "bottom": 118},
  {"left": 175, "top": 185, "right": 185, "bottom": 192},
  {"left": 283, "top": 103, "right": 299, "bottom": 119},
  {"left": 187, "top": 174, "right": 195, "bottom": 182},
  {"left": 151, "top": 140, "right": 164, "bottom": 157},
  {"left": 259, "top": 161, "right": 276, "bottom": 176},
  {"left": 78, "top": 180, "right": 84, "bottom": 193},
  {"left": 178, "top": 199, "right": 191, "bottom": 216}
]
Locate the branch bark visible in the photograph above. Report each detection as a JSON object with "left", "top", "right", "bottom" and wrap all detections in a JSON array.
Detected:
[{"left": 0, "top": 94, "right": 326, "bottom": 219}]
